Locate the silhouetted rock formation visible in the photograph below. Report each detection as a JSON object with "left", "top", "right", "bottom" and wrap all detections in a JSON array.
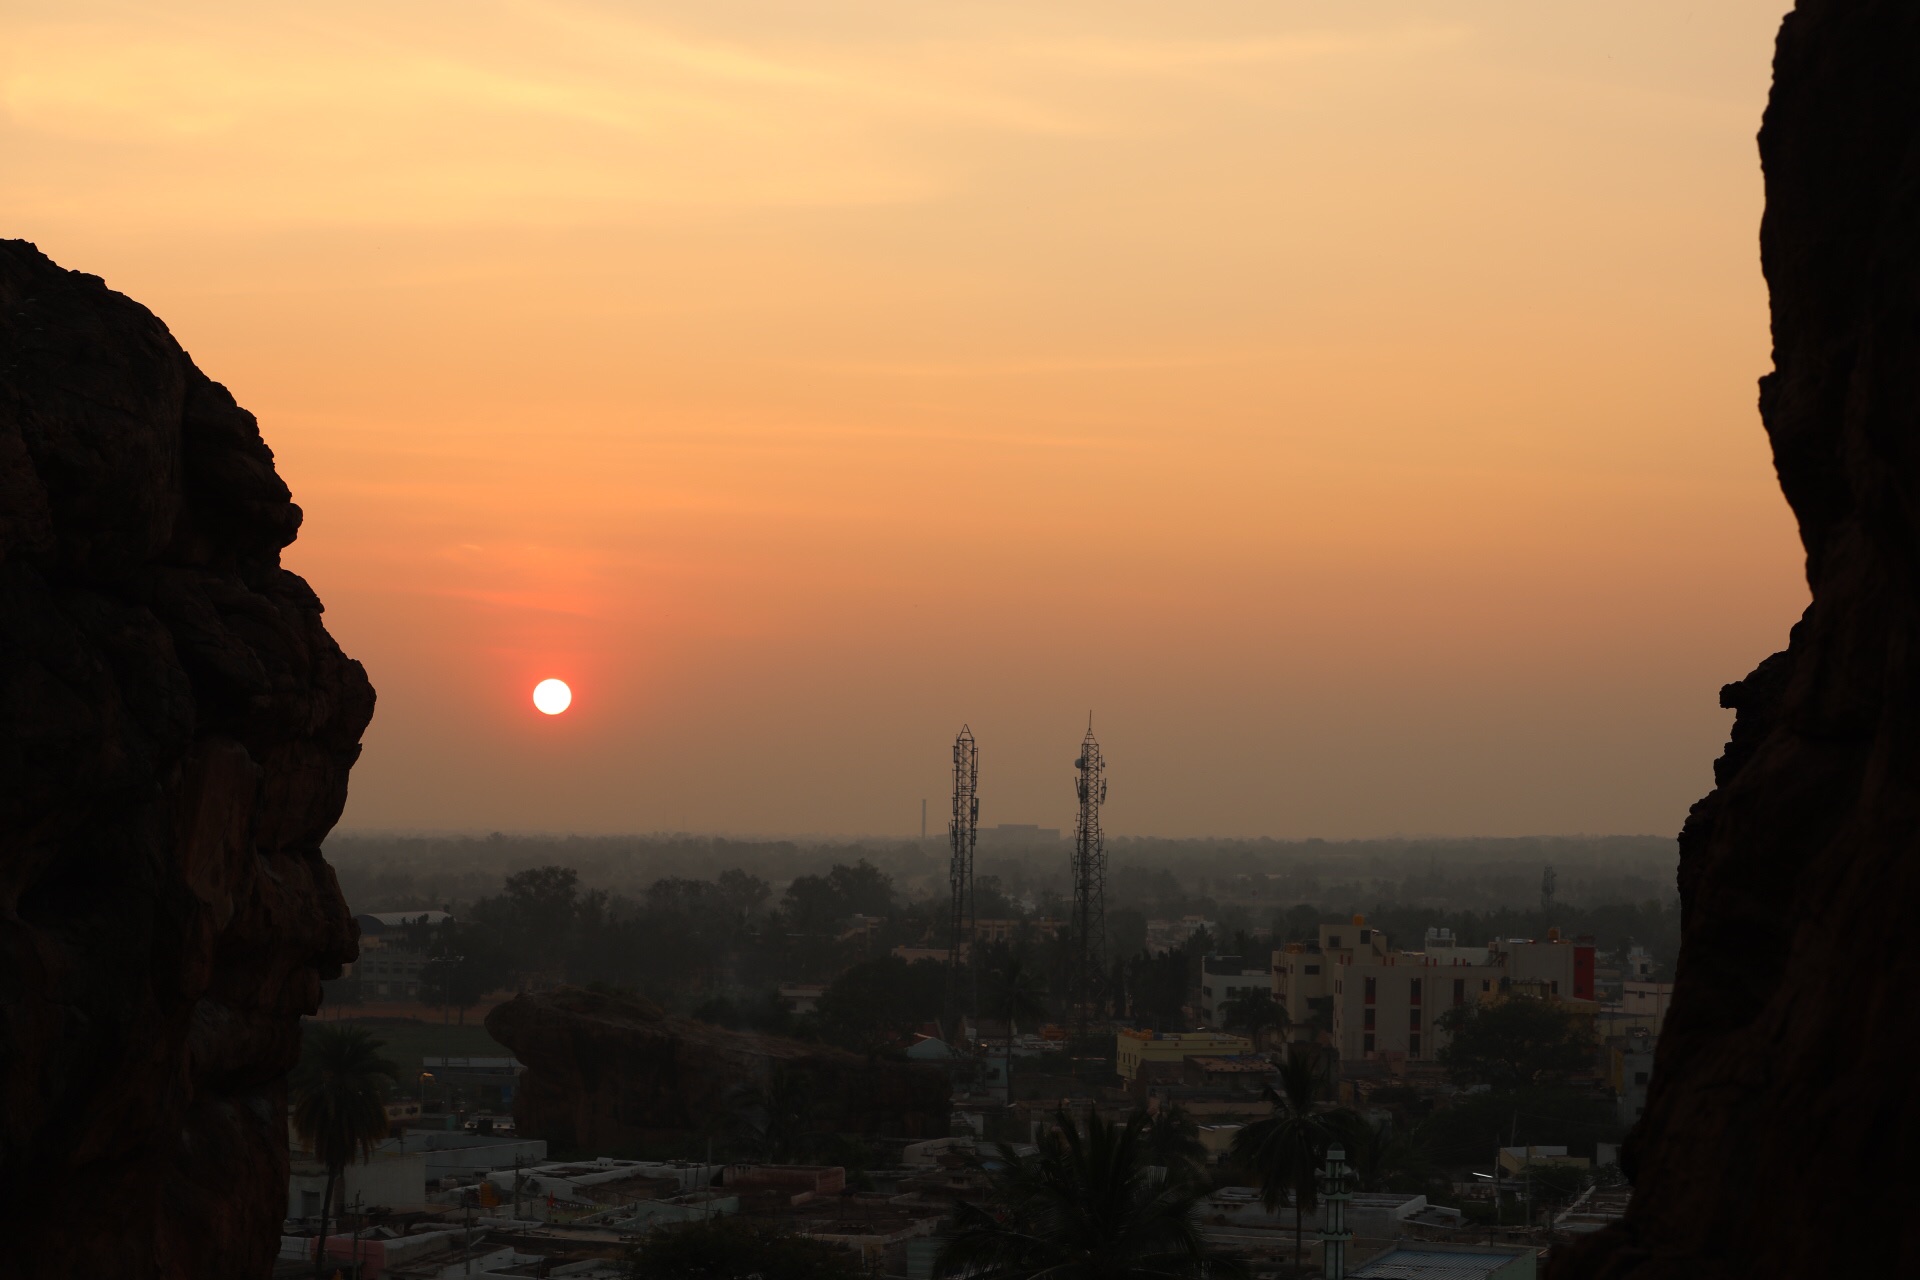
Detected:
[
  {"left": 487, "top": 989, "right": 952, "bottom": 1148},
  {"left": 0, "top": 241, "right": 373, "bottom": 1279},
  {"left": 1552, "top": 5, "right": 1920, "bottom": 1277}
]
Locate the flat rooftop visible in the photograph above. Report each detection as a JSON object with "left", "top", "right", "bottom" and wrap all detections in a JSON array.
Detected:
[{"left": 1354, "top": 1245, "right": 1533, "bottom": 1280}]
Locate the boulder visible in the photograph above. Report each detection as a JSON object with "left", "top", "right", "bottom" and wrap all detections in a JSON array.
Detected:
[
  {"left": 487, "top": 989, "right": 952, "bottom": 1148},
  {"left": 0, "top": 240, "right": 373, "bottom": 1278},
  {"left": 1552, "top": 3, "right": 1920, "bottom": 1275}
]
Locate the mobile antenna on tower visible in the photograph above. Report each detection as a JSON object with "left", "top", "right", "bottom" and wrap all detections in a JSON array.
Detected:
[
  {"left": 946, "top": 726, "right": 980, "bottom": 1044},
  {"left": 1070, "top": 717, "right": 1108, "bottom": 1049}
]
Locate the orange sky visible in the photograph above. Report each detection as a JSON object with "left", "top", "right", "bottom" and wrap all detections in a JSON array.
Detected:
[{"left": 3, "top": 1, "right": 1803, "bottom": 838}]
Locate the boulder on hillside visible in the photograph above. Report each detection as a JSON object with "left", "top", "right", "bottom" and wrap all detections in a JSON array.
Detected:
[{"left": 487, "top": 988, "right": 952, "bottom": 1149}]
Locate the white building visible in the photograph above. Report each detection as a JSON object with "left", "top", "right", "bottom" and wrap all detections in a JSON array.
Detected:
[
  {"left": 289, "top": 1149, "right": 428, "bottom": 1219},
  {"left": 1199, "top": 965, "right": 1273, "bottom": 1028}
]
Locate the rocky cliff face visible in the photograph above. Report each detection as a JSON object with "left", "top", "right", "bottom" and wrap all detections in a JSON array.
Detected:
[
  {"left": 0, "top": 241, "right": 373, "bottom": 1278},
  {"left": 1553, "top": 4, "right": 1920, "bottom": 1276},
  {"left": 487, "top": 990, "right": 952, "bottom": 1149}
]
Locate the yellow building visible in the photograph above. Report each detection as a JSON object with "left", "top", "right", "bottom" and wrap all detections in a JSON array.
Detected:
[{"left": 1115, "top": 1029, "right": 1254, "bottom": 1081}]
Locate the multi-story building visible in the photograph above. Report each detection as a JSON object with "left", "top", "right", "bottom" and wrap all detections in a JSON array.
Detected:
[
  {"left": 1199, "top": 957, "right": 1274, "bottom": 1027},
  {"left": 1611, "top": 1036, "right": 1656, "bottom": 1125},
  {"left": 1271, "top": 917, "right": 1596, "bottom": 1065}
]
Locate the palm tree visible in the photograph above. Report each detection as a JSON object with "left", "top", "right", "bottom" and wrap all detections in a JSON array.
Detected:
[
  {"left": 1135, "top": 1102, "right": 1210, "bottom": 1187},
  {"left": 939, "top": 1109, "right": 1246, "bottom": 1278},
  {"left": 1332, "top": 1111, "right": 1429, "bottom": 1193},
  {"left": 289, "top": 1024, "right": 396, "bottom": 1278},
  {"left": 1218, "top": 988, "right": 1290, "bottom": 1050},
  {"left": 1228, "top": 1053, "right": 1353, "bottom": 1270},
  {"left": 982, "top": 953, "right": 1048, "bottom": 1104}
]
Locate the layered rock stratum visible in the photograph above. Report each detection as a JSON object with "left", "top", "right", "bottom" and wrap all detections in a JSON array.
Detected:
[
  {"left": 0, "top": 241, "right": 373, "bottom": 1278},
  {"left": 1553, "top": 3, "right": 1920, "bottom": 1275},
  {"left": 487, "top": 989, "right": 953, "bottom": 1148}
]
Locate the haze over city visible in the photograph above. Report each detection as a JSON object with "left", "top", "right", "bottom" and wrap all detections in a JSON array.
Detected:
[{"left": 5, "top": 1, "right": 1801, "bottom": 837}]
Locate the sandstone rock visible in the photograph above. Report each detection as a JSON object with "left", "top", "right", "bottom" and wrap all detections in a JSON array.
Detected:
[
  {"left": 1552, "top": 4, "right": 1920, "bottom": 1276},
  {"left": 0, "top": 240, "right": 373, "bottom": 1278},
  {"left": 487, "top": 989, "right": 952, "bottom": 1149}
]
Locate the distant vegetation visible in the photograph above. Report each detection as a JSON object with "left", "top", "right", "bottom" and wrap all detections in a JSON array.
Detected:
[{"left": 324, "top": 832, "right": 1678, "bottom": 1056}]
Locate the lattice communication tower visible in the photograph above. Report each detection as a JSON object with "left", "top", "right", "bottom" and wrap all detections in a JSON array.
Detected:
[
  {"left": 1070, "top": 718, "right": 1108, "bottom": 1039},
  {"left": 946, "top": 726, "right": 980, "bottom": 1041}
]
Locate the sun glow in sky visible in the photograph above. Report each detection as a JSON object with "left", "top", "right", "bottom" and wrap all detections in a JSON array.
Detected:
[
  {"left": 2, "top": 1, "right": 1802, "bottom": 837},
  {"left": 533, "top": 679, "right": 573, "bottom": 717}
]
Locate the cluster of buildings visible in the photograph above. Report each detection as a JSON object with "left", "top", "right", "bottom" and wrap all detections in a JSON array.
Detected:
[{"left": 282, "top": 1136, "right": 1073, "bottom": 1278}]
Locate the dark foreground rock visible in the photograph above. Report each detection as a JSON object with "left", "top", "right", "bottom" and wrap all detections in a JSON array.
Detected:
[
  {"left": 487, "top": 989, "right": 952, "bottom": 1148},
  {"left": 0, "top": 241, "right": 373, "bottom": 1278},
  {"left": 1552, "top": 4, "right": 1920, "bottom": 1276}
]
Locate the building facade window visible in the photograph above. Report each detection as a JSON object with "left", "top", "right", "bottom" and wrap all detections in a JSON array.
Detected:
[
  {"left": 1363, "top": 1033, "right": 1375, "bottom": 1054},
  {"left": 1409, "top": 1008, "right": 1420, "bottom": 1030},
  {"left": 1364, "top": 1008, "right": 1376, "bottom": 1031},
  {"left": 1453, "top": 978, "right": 1466, "bottom": 1006},
  {"left": 1364, "top": 977, "right": 1377, "bottom": 1005},
  {"left": 1328, "top": 935, "right": 1343, "bottom": 950},
  {"left": 1305, "top": 964, "right": 1321, "bottom": 976},
  {"left": 1409, "top": 1033, "right": 1422, "bottom": 1058},
  {"left": 1410, "top": 979, "right": 1423, "bottom": 1006}
]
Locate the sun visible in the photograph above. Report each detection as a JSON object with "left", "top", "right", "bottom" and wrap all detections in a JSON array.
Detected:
[{"left": 532, "top": 678, "right": 572, "bottom": 716}]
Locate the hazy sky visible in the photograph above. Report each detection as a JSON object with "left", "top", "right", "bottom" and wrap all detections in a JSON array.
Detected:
[{"left": 4, "top": 1, "right": 1802, "bottom": 838}]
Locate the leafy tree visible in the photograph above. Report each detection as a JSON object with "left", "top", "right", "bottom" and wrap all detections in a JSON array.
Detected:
[
  {"left": 725, "top": 1066, "right": 818, "bottom": 1163},
  {"left": 423, "top": 920, "right": 512, "bottom": 1023},
  {"left": 827, "top": 859, "right": 894, "bottom": 917},
  {"left": 691, "top": 988, "right": 795, "bottom": 1036},
  {"left": 782, "top": 875, "right": 845, "bottom": 934},
  {"left": 781, "top": 860, "right": 895, "bottom": 934},
  {"left": 627, "top": 1218, "right": 860, "bottom": 1279},
  {"left": 1218, "top": 987, "right": 1290, "bottom": 1047},
  {"left": 1127, "top": 950, "right": 1190, "bottom": 1031},
  {"left": 1438, "top": 996, "right": 1595, "bottom": 1089},
  {"left": 982, "top": 953, "right": 1049, "bottom": 1102},
  {"left": 290, "top": 1025, "right": 395, "bottom": 1278},
  {"left": 714, "top": 868, "right": 772, "bottom": 924},
  {"left": 1332, "top": 1112, "right": 1432, "bottom": 1193},
  {"left": 940, "top": 1109, "right": 1245, "bottom": 1279},
  {"left": 1415, "top": 1085, "right": 1621, "bottom": 1168},
  {"left": 1524, "top": 1162, "right": 1591, "bottom": 1218},
  {"left": 974, "top": 875, "right": 1018, "bottom": 920},
  {"left": 1136, "top": 1103, "right": 1210, "bottom": 1186},
  {"left": 814, "top": 956, "right": 947, "bottom": 1052},
  {"left": 1229, "top": 1053, "right": 1354, "bottom": 1270},
  {"left": 503, "top": 865, "right": 580, "bottom": 929}
]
